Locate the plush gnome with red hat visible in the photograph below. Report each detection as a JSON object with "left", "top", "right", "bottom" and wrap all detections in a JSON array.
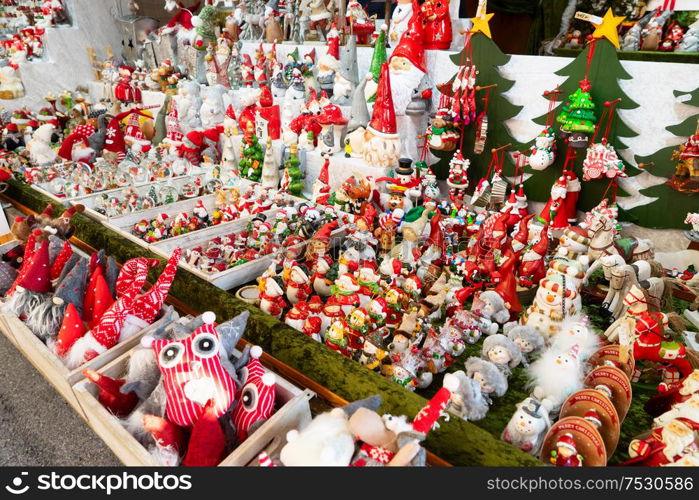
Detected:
[
  {"left": 63, "top": 256, "right": 158, "bottom": 368},
  {"left": 388, "top": 6, "right": 430, "bottom": 116},
  {"left": 348, "top": 63, "right": 400, "bottom": 170},
  {"left": 2, "top": 238, "right": 52, "bottom": 320},
  {"left": 317, "top": 26, "right": 340, "bottom": 95}
]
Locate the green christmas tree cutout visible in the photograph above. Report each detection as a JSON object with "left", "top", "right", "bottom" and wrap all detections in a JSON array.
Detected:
[
  {"left": 430, "top": 32, "right": 522, "bottom": 183},
  {"left": 525, "top": 39, "right": 640, "bottom": 213},
  {"left": 628, "top": 87, "right": 699, "bottom": 229}
]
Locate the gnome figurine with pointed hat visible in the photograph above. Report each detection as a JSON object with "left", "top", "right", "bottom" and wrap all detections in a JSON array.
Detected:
[
  {"left": 318, "top": 22, "right": 340, "bottom": 96},
  {"left": 389, "top": 8, "right": 429, "bottom": 117},
  {"left": 347, "top": 63, "right": 400, "bottom": 170},
  {"left": 333, "top": 35, "right": 358, "bottom": 105}
]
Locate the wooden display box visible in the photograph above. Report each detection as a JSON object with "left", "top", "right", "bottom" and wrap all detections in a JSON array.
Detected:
[
  {"left": 150, "top": 209, "right": 347, "bottom": 291},
  {"left": 73, "top": 347, "right": 313, "bottom": 466},
  {"left": 149, "top": 210, "right": 281, "bottom": 290},
  {"left": 102, "top": 193, "right": 222, "bottom": 249},
  {"left": 0, "top": 305, "right": 179, "bottom": 414},
  {"left": 75, "top": 176, "right": 219, "bottom": 223}
]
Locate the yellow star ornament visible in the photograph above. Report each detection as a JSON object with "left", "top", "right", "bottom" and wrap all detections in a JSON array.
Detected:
[
  {"left": 591, "top": 8, "right": 625, "bottom": 49},
  {"left": 470, "top": 12, "right": 495, "bottom": 39}
]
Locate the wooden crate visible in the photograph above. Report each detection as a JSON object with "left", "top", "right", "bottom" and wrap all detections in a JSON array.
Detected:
[
  {"left": 149, "top": 210, "right": 281, "bottom": 290},
  {"left": 102, "top": 194, "right": 221, "bottom": 249},
  {"left": 150, "top": 209, "right": 347, "bottom": 291},
  {"left": 73, "top": 347, "right": 313, "bottom": 466},
  {"left": 0, "top": 305, "right": 179, "bottom": 414}
]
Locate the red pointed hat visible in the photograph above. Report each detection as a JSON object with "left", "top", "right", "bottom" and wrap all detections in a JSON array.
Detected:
[
  {"left": 87, "top": 273, "right": 116, "bottom": 329},
  {"left": 367, "top": 63, "right": 397, "bottom": 137},
  {"left": 390, "top": 6, "right": 426, "bottom": 73},
  {"left": 54, "top": 302, "right": 87, "bottom": 356},
  {"left": 259, "top": 84, "right": 274, "bottom": 107},
  {"left": 327, "top": 36, "right": 340, "bottom": 60},
  {"left": 312, "top": 220, "right": 338, "bottom": 244},
  {"left": 412, "top": 374, "right": 459, "bottom": 434},
  {"left": 18, "top": 239, "right": 51, "bottom": 293},
  {"left": 50, "top": 241, "right": 73, "bottom": 281},
  {"left": 131, "top": 248, "right": 181, "bottom": 324}
]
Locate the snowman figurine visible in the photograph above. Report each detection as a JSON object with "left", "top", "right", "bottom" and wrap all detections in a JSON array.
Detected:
[{"left": 527, "top": 128, "right": 556, "bottom": 171}]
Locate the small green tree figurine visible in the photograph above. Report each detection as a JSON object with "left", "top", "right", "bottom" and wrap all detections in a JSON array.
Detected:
[
  {"left": 561, "top": 81, "right": 596, "bottom": 134},
  {"left": 281, "top": 143, "right": 305, "bottom": 197},
  {"left": 240, "top": 122, "right": 264, "bottom": 182}
]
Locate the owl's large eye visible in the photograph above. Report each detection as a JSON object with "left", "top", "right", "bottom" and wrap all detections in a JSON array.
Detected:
[
  {"left": 241, "top": 384, "right": 258, "bottom": 411},
  {"left": 192, "top": 333, "right": 218, "bottom": 358},
  {"left": 159, "top": 342, "right": 184, "bottom": 368}
]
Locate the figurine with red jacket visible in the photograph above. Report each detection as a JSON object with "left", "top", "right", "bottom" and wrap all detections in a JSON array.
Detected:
[{"left": 421, "top": 0, "right": 452, "bottom": 50}]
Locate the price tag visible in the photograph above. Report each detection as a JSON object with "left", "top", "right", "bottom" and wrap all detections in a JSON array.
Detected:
[{"left": 574, "top": 11, "right": 604, "bottom": 24}]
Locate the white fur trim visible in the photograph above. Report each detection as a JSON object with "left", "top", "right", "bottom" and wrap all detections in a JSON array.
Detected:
[
  {"left": 251, "top": 345, "right": 263, "bottom": 359},
  {"left": 443, "top": 372, "right": 459, "bottom": 392},
  {"left": 141, "top": 335, "right": 154, "bottom": 348},
  {"left": 366, "top": 125, "right": 399, "bottom": 140},
  {"left": 64, "top": 332, "right": 107, "bottom": 369},
  {"left": 119, "top": 314, "right": 150, "bottom": 343},
  {"left": 202, "top": 311, "right": 216, "bottom": 324},
  {"left": 261, "top": 372, "right": 276, "bottom": 387}
]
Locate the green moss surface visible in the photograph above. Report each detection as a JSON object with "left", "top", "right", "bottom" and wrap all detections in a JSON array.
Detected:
[{"left": 5, "top": 180, "right": 541, "bottom": 466}]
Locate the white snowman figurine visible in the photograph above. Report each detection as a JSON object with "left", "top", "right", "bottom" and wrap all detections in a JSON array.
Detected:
[
  {"left": 520, "top": 274, "right": 579, "bottom": 339},
  {"left": 527, "top": 128, "right": 556, "bottom": 171}
]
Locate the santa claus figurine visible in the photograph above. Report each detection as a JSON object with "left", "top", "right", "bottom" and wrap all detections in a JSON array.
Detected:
[
  {"left": 389, "top": 8, "right": 430, "bottom": 117},
  {"left": 549, "top": 433, "right": 583, "bottom": 467},
  {"left": 421, "top": 0, "right": 452, "bottom": 50},
  {"left": 329, "top": 273, "right": 361, "bottom": 315},
  {"left": 539, "top": 176, "right": 571, "bottom": 232},
  {"left": 624, "top": 418, "right": 699, "bottom": 466}
]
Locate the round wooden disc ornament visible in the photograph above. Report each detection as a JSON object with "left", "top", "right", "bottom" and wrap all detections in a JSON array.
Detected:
[
  {"left": 559, "top": 389, "right": 621, "bottom": 456},
  {"left": 540, "top": 416, "right": 607, "bottom": 466},
  {"left": 584, "top": 365, "right": 633, "bottom": 421},
  {"left": 235, "top": 285, "right": 260, "bottom": 305},
  {"left": 588, "top": 344, "right": 635, "bottom": 380}
]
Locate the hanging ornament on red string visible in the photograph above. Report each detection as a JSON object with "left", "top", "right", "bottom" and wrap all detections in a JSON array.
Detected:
[
  {"left": 557, "top": 41, "right": 598, "bottom": 148},
  {"left": 582, "top": 98, "right": 627, "bottom": 181},
  {"left": 538, "top": 147, "right": 579, "bottom": 230},
  {"left": 527, "top": 87, "right": 561, "bottom": 171},
  {"left": 473, "top": 84, "right": 496, "bottom": 155},
  {"left": 430, "top": 32, "right": 477, "bottom": 152},
  {"left": 471, "top": 145, "right": 509, "bottom": 208},
  {"left": 447, "top": 149, "right": 470, "bottom": 204}
]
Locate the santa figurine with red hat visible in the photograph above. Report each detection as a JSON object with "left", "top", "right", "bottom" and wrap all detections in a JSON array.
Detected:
[
  {"left": 389, "top": 7, "right": 431, "bottom": 117},
  {"left": 329, "top": 273, "right": 361, "bottom": 315},
  {"left": 623, "top": 418, "right": 699, "bottom": 466},
  {"left": 539, "top": 176, "right": 574, "bottom": 233},
  {"left": 347, "top": 63, "right": 401, "bottom": 170},
  {"left": 318, "top": 24, "right": 340, "bottom": 96},
  {"left": 549, "top": 433, "right": 584, "bottom": 467}
]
